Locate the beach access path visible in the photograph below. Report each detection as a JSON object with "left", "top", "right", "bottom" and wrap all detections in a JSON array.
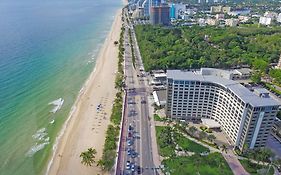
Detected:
[{"left": 46, "top": 9, "right": 122, "bottom": 175}]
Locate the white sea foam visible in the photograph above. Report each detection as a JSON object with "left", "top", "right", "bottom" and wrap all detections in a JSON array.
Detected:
[
  {"left": 48, "top": 98, "right": 64, "bottom": 113},
  {"left": 44, "top": 137, "right": 50, "bottom": 142},
  {"left": 32, "top": 128, "right": 47, "bottom": 140},
  {"left": 86, "top": 60, "right": 94, "bottom": 65},
  {"left": 49, "top": 119, "right": 55, "bottom": 124},
  {"left": 27, "top": 128, "right": 50, "bottom": 157},
  {"left": 26, "top": 142, "right": 50, "bottom": 157}
]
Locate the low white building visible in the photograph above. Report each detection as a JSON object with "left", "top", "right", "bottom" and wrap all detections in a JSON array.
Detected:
[
  {"left": 238, "top": 16, "right": 250, "bottom": 23},
  {"left": 264, "top": 11, "right": 278, "bottom": 19},
  {"left": 153, "top": 73, "right": 167, "bottom": 84},
  {"left": 277, "top": 13, "right": 281, "bottom": 23},
  {"left": 215, "top": 13, "right": 224, "bottom": 20},
  {"left": 198, "top": 18, "right": 206, "bottom": 26},
  {"left": 206, "top": 18, "right": 219, "bottom": 26},
  {"left": 153, "top": 90, "right": 166, "bottom": 107},
  {"left": 259, "top": 16, "right": 272, "bottom": 25},
  {"left": 225, "top": 18, "right": 239, "bottom": 27}
]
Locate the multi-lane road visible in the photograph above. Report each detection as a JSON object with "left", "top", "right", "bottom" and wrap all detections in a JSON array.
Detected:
[{"left": 116, "top": 9, "right": 157, "bottom": 175}]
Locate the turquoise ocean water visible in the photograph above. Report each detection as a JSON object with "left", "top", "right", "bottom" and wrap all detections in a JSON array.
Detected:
[{"left": 0, "top": 0, "right": 122, "bottom": 174}]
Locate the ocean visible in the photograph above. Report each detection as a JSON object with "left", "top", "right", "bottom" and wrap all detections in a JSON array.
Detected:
[{"left": 0, "top": 0, "right": 122, "bottom": 174}]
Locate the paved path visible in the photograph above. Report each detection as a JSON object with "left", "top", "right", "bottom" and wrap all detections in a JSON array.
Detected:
[
  {"left": 274, "top": 166, "right": 281, "bottom": 175},
  {"left": 223, "top": 154, "right": 250, "bottom": 175}
]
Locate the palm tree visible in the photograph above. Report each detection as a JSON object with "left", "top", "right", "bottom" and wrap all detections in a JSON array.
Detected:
[
  {"left": 188, "top": 126, "right": 197, "bottom": 136},
  {"left": 97, "top": 159, "right": 105, "bottom": 170},
  {"left": 221, "top": 144, "right": 227, "bottom": 154},
  {"left": 207, "top": 134, "right": 216, "bottom": 143},
  {"left": 273, "top": 158, "right": 281, "bottom": 170},
  {"left": 160, "top": 127, "right": 173, "bottom": 145},
  {"left": 114, "top": 41, "right": 119, "bottom": 45},
  {"left": 259, "top": 148, "right": 273, "bottom": 164},
  {"left": 248, "top": 149, "right": 256, "bottom": 160},
  {"left": 80, "top": 148, "right": 97, "bottom": 166},
  {"left": 182, "top": 122, "right": 189, "bottom": 128}
]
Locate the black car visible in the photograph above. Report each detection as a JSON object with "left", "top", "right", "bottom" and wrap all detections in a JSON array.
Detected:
[{"left": 137, "top": 166, "right": 142, "bottom": 174}]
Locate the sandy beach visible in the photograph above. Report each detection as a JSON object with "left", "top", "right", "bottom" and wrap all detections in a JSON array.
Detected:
[{"left": 46, "top": 9, "right": 123, "bottom": 175}]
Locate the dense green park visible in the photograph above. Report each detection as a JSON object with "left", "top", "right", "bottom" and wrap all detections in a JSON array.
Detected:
[
  {"left": 135, "top": 25, "right": 281, "bottom": 72},
  {"left": 155, "top": 126, "right": 232, "bottom": 175}
]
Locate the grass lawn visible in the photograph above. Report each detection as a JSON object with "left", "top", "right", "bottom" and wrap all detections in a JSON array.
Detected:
[
  {"left": 175, "top": 132, "right": 209, "bottom": 154},
  {"left": 162, "top": 152, "right": 233, "bottom": 175},
  {"left": 240, "top": 159, "right": 274, "bottom": 175},
  {"left": 155, "top": 126, "right": 175, "bottom": 157},
  {"left": 154, "top": 114, "right": 164, "bottom": 121}
]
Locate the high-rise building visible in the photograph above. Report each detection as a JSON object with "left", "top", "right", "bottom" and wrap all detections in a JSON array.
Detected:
[
  {"left": 210, "top": 5, "right": 230, "bottom": 13},
  {"left": 166, "top": 69, "right": 280, "bottom": 151},
  {"left": 137, "top": 0, "right": 145, "bottom": 7},
  {"left": 210, "top": 6, "right": 222, "bottom": 13},
  {"left": 170, "top": 4, "right": 176, "bottom": 19},
  {"left": 142, "top": 0, "right": 150, "bottom": 17},
  {"left": 141, "top": 0, "right": 161, "bottom": 17},
  {"left": 151, "top": 0, "right": 161, "bottom": 6},
  {"left": 150, "top": 3, "right": 170, "bottom": 25}
]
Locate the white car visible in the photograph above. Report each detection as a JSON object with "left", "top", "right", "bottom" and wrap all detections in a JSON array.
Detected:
[
  {"left": 126, "top": 161, "right": 131, "bottom": 170},
  {"left": 131, "top": 164, "right": 135, "bottom": 172}
]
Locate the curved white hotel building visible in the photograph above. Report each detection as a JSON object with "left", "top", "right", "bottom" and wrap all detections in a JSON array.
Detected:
[{"left": 166, "top": 68, "right": 280, "bottom": 150}]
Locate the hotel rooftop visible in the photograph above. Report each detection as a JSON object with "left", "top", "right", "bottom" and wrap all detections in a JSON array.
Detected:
[{"left": 167, "top": 68, "right": 280, "bottom": 107}]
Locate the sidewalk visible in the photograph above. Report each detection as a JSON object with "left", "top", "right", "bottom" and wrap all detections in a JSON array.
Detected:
[
  {"left": 149, "top": 96, "right": 163, "bottom": 174},
  {"left": 223, "top": 154, "right": 250, "bottom": 175}
]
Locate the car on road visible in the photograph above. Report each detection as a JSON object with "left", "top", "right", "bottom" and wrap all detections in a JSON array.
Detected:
[
  {"left": 131, "top": 164, "right": 135, "bottom": 172},
  {"left": 137, "top": 166, "right": 142, "bottom": 174},
  {"left": 127, "top": 148, "right": 131, "bottom": 156},
  {"left": 127, "top": 139, "right": 133, "bottom": 146},
  {"left": 129, "top": 110, "right": 137, "bottom": 117},
  {"left": 128, "top": 124, "right": 133, "bottom": 131},
  {"left": 133, "top": 133, "right": 140, "bottom": 139},
  {"left": 126, "top": 161, "right": 131, "bottom": 170},
  {"left": 131, "top": 150, "right": 138, "bottom": 158},
  {"left": 128, "top": 98, "right": 135, "bottom": 104}
]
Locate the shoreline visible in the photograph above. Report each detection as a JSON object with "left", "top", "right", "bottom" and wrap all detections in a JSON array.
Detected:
[{"left": 45, "top": 8, "right": 123, "bottom": 175}]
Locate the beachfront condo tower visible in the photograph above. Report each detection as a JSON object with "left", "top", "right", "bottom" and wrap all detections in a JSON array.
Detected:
[{"left": 166, "top": 68, "right": 280, "bottom": 151}]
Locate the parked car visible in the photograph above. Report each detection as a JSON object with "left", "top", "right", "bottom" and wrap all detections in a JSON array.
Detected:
[
  {"left": 127, "top": 148, "right": 131, "bottom": 156},
  {"left": 131, "top": 164, "right": 135, "bottom": 172},
  {"left": 137, "top": 166, "right": 142, "bottom": 174},
  {"left": 127, "top": 139, "right": 133, "bottom": 146},
  {"left": 128, "top": 124, "right": 133, "bottom": 131},
  {"left": 131, "top": 150, "right": 138, "bottom": 158},
  {"left": 126, "top": 161, "right": 131, "bottom": 170}
]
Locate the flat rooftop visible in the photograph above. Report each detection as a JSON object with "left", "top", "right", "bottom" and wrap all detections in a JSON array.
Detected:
[{"left": 167, "top": 69, "right": 281, "bottom": 107}]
